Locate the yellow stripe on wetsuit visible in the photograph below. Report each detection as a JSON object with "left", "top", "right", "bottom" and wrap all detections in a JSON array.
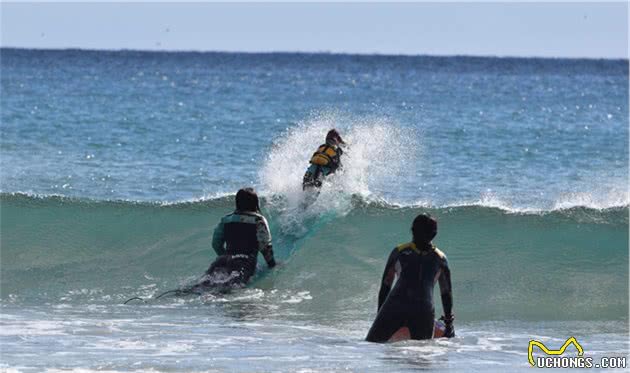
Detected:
[{"left": 396, "top": 242, "right": 444, "bottom": 258}]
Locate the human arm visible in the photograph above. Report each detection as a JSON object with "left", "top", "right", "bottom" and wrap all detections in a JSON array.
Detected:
[
  {"left": 211, "top": 219, "right": 226, "bottom": 256},
  {"left": 377, "top": 249, "right": 398, "bottom": 311},
  {"left": 257, "top": 216, "right": 276, "bottom": 268},
  {"left": 438, "top": 257, "right": 455, "bottom": 337}
]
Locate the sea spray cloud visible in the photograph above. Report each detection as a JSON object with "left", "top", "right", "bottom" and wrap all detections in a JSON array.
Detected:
[
  {"left": 257, "top": 112, "right": 421, "bottom": 242},
  {"left": 258, "top": 111, "right": 420, "bottom": 209}
]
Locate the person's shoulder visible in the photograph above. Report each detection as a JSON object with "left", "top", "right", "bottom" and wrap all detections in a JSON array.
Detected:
[
  {"left": 234, "top": 210, "right": 267, "bottom": 222},
  {"left": 237, "top": 211, "right": 268, "bottom": 223},
  {"left": 224, "top": 211, "right": 258, "bottom": 222},
  {"left": 432, "top": 246, "right": 448, "bottom": 262},
  {"left": 253, "top": 214, "right": 270, "bottom": 233},
  {"left": 220, "top": 212, "right": 237, "bottom": 223},
  {"left": 255, "top": 213, "right": 269, "bottom": 224},
  {"left": 395, "top": 242, "right": 417, "bottom": 253},
  {"left": 396, "top": 241, "right": 414, "bottom": 250}
]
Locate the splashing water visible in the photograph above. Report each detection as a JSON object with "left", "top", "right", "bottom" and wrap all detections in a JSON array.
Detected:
[
  {"left": 259, "top": 112, "right": 419, "bottom": 209},
  {"left": 258, "top": 112, "right": 420, "bottom": 250}
]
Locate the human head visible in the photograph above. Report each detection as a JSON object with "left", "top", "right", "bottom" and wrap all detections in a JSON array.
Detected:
[
  {"left": 412, "top": 213, "right": 437, "bottom": 243},
  {"left": 326, "top": 129, "right": 345, "bottom": 146},
  {"left": 235, "top": 187, "right": 260, "bottom": 212}
]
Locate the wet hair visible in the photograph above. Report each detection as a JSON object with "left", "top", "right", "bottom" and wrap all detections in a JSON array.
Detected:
[
  {"left": 326, "top": 129, "right": 344, "bottom": 145},
  {"left": 235, "top": 188, "right": 260, "bottom": 212},
  {"left": 412, "top": 213, "right": 437, "bottom": 243}
]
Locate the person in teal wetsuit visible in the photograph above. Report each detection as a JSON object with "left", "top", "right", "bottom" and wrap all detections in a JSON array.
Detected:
[
  {"left": 124, "top": 188, "right": 275, "bottom": 302},
  {"left": 366, "top": 214, "right": 455, "bottom": 342},
  {"left": 195, "top": 188, "right": 276, "bottom": 290}
]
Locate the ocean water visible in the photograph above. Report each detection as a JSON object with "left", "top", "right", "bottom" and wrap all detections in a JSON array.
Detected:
[{"left": 1, "top": 48, "right": 628, "bottom": 372}]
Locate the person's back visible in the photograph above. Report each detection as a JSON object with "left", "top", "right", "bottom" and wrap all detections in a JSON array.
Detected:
[
  {"left": 218, "top": 210, "right": 266, "bottom": 256},
  {"left": 366, "top": 214, "right": 454, "bottom": 342},
  {"left": 387, "top": 242, "right": 448, "bottom": 305},
  {"left": 202, "top": 188, "right": 275, "bottom": 289},
  {"left": 302, "top": 129, "right": 345, "bottom": 190}
]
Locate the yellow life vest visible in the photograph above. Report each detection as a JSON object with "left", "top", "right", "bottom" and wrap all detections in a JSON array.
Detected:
[
  {"left": 396, "top": 242, "right": 438, "bottom": 256},
  {"left": 310, "top": 145, "right": 338, "bottom": 166}
]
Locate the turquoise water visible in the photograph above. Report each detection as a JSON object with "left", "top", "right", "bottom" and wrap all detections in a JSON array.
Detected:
[{"left": 1, "top": 49, "right": 628, "bottom": 371}]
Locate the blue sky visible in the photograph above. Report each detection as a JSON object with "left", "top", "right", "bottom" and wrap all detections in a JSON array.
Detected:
[{"left": 1, "top": 2, "right": 628, "bottom": 59}]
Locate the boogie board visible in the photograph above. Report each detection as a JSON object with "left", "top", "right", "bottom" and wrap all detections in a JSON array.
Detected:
[{"left": 387, "top": 319, "right": 447, "bottom": 342}]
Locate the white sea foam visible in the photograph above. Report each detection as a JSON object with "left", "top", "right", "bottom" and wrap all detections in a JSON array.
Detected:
[
  {"left": 0, "top": 319, "right": 65, "bottom": 336},
  {"left": 552, "top": 185, "right": 629, "bottom": 210},
  {"left": 440, "top": 188, "right": 628, "bottom": 214},
  {"left": 260, "top": 112, "right": 418, "bottom": 200},
  {"left": 258, "top": 111, "right": 420, "bottom": 234}
]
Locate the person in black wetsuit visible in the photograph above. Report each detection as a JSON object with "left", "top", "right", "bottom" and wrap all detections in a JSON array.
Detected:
[
  {"left": 193, "top": 188, "right": 276, "bottom": 291},
  {"left": 366, "top": 214, "right": 454, "bottom": 342},
  {"left": 302, "top": 129, "right": 345, "bottom": 190}
]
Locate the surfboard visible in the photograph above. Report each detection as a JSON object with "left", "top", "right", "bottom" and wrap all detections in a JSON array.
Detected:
[{"left": 387, "top": 319, "right": 447, "bottom": 342}]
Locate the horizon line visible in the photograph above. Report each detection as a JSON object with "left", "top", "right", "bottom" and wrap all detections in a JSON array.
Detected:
[{"left": 1, "top": 46, "right": 628, "bottom": 62}]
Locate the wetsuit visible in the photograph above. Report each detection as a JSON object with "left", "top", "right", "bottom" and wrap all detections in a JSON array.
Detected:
[
  {"left": 197, "top": 210, "right": 275, "bottom": 290},
  {"left": 302, "top": 142, "right": 343, "bottom": 190},
  {"left": 366, "top": 242, "right": 453, "bottom": 342}
]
